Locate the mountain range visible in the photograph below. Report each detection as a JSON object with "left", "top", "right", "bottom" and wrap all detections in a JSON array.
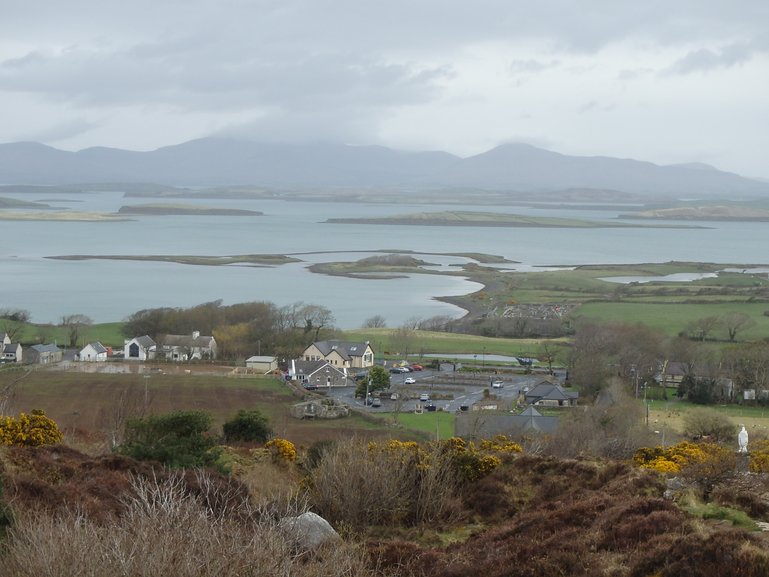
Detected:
[{"left": 0, "top": 138, "right": 767, "bottom": 198}]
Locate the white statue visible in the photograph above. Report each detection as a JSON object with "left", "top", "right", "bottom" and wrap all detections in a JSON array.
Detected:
[{"left": 738, "top": 425, "right": 749, "bottom": 453}]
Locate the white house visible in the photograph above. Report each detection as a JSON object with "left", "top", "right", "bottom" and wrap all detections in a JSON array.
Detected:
[
  {"left": 157, "top": 331, "right": 217, "bottom": 361},
  {"left": 301, "top": 340, "right": 375, "bottom": 369},
  {"left": 124, "top": 335, "right": 157, "bottom": 361},
  {"left": 79, "top": 342, "right": 109, "bottom": 362},
  {"left": 1, "top": 342, "right": 22, "bottom": 363}
]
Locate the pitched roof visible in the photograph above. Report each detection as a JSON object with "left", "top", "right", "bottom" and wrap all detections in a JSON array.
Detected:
[
  {"left": 130, "top": 335, "right": 156, "bottom": 348},
  {"left": 160, "top": 333, "right": 215, "bottom": 348},
  {"left": 30, "top": 344, "right": 61, "bottom": 353},
  {"left": 293, "top": 360, "right": 346, "bottom": 378},
  {"left": 525, "top": 382, "right": 579, "bottom": 402},
  {"left": 311, "top": 340, "right": 371, "bottom": 360},
  {"left": 83, "top": 342, "right": 107, "bottom": 354}
]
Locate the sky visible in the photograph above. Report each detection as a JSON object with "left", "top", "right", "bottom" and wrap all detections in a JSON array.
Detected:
[{"left": 1, "top": 1, "right": 768, "bottom": 178}]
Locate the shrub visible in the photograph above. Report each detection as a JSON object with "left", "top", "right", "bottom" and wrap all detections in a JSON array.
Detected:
[
  {"left": 222, "top": 409, "right": 271, "bottom": 443},
  {"left": 308, "top": 438, "right": 460, "bottom": 528},
  {"left": 0, "top": 472, "right": 375, "bottom": 577},
  {"left": 682, "top": 408, "right": 736, "bottom": 442},
  {"left": 0, "top": 410, "right": 63, "bottom": 447},
  {"left": 749, "top": 439, "right": 769, "bottom": 473},
  {"left": 120, "top": 410, "right": 219, "bottom": 469}
]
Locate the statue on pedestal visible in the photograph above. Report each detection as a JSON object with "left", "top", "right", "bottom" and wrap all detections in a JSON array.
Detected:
[{"left": 738, "top": 425, "right": 749, "bottom": 454}]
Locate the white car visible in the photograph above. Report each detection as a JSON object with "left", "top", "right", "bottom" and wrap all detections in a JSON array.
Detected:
[
  {"left": 404, "top": 377, "right": 416, "bottom": 384},
  {"left": 491, "top": 380, "right": 504, "bottom": 389}
]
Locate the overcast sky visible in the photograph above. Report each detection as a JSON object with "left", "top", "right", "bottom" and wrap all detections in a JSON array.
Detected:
[{"left": 1, "top": 1, "right": 768, "bottom": 177}]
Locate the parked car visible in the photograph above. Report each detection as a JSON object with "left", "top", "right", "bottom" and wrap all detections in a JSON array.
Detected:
[
  {"left": 419, "top": 393, "right": 430, "bottom": 402},
  {"left": 390, "top": 367, "right": 410, "bottom": 374},
  {"left": 491, "top": 380, "right": 504, "bottom": 389},
  {"left": 404, "top": 377, "right": 416, "bottom": 384},
  {"left": 371, "top": 397, "right": 382, "bottom": 408},
  {"left": 410, "top": 364, "right": 423, "bottom": 371}
]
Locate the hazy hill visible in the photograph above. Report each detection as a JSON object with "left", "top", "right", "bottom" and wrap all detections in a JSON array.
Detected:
[{"left": 1, "top": 138, "right": 767, "bottom": 198}]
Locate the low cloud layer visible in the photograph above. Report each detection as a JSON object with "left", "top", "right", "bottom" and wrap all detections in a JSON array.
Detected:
[{"left": 1, "top": 1, "right": 767, "bottom": 176}]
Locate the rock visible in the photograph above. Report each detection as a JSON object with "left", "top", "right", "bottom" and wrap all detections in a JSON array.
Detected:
[
  {"left": 666, "top": 477, "right": 685, "bottom": 491},
  {"left": 279, "top": 511, "right": 340, "bottom": 551}
]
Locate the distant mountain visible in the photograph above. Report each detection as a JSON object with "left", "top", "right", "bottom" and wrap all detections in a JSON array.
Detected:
[{"left": 1, "top": 138, "right": 767, "bottom": 198}]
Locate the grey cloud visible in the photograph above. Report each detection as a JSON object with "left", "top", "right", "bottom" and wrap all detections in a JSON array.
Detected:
[
  {"left": 663, "top": 42, "right": 755, "bottom": 75},
  {"left": 0, "top": 44, "right": 449, "bottom": 113}
]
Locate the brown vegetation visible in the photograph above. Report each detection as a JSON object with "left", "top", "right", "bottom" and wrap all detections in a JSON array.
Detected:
[{"left": 3, "top": 439, "right": 769, "bottom": 577}]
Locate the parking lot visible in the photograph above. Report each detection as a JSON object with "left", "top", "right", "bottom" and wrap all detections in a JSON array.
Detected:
[{"left": 324, "top": 366, "right": 556, "bottom": 414}]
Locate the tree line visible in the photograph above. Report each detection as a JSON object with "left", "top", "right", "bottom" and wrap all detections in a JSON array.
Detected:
[{"left": 121, "top": 300, "right": 340, "bottom": 362}]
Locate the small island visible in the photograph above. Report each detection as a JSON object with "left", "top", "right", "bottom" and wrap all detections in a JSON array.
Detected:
[
  {"left": 117, "top": 203, "right": 263, "bottom": 216},
  {"left": 0, "top": 196, "right": 52, "bottom": 209},
  {"left": 47, "top": 254, "right": 300, "bottom": 266},
  {"left": 325, "top": 210, "right": 703, "bottom": 228},
  {"left": 620, "top": 205, "right": 769, "bottom": 221},
  {"left": 0, "top": 211, "right": 128, "bottom": 222}
]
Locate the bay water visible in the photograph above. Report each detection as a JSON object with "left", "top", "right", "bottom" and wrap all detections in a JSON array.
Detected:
[{"left": 1, "top": 191, "right": 768, "bottom": 328}]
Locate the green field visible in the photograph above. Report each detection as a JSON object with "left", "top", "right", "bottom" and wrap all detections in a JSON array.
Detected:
[
  {"left": 574, "top": 301, "right": 769, "bottom": 340},
  {"left": 385, "top": 410, "right": 456, "bottom": 440}
]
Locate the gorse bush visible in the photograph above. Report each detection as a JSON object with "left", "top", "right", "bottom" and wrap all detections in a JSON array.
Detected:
[
  {"left": 0, "top": 410, "right": 63, "bottom": 447},
  {"left": 265, "top": 438, "right": 297, "bottom": 463},
  {"left": 634, "top": 441, "right": 733, "bottom": 475},
  {"left": 634, "top": 441, "right": 736, "bottom": 500}
]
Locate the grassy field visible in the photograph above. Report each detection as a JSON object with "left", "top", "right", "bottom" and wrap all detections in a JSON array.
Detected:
[
  {"left": 14, "top": 321, "right": 127, "bottom": 348},
  {"left": 646, "top": 395, "right": 769, "bottom": 442},
  {"left": 574, "top": 301, "right": 769, "bottom": 340},
  {"left": 384, "top": 410, "right": 456, "bottom": 440}
]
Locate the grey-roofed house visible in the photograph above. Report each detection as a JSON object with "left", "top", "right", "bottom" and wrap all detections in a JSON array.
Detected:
[
  {"left": 289, "top": 359, "right": 353, "bottom": 388},
  {"left": 26, "top": 343, "right": 62, "bottom": 365},
  {"left": 79, "top": 342, "right": 109, "bottom": 362},
  {"left": 657, "top": 361, "right": 688, "bottom": 386},
  {"left": 456, "top": 406, "right": 560, "bottom": 440},
  {"left": 158, "top": 331, "right": 217, "bottom": 361},
  {"left": 302, "top": 340, "right": 374, "bottom": 369},
  {"left": 525, "top": 381, "right": 579, "bottom": 407},
  {"left": 124, "top": 335, "right": 157, "bottom": 361},
  {"left": 1, "top": 342, "right": 22, "bottom": 363}
]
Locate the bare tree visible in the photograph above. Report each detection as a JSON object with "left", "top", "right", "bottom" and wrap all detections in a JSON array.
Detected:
[
  {"left": 60, "top": 314, "right": 93, "bottom": 347},
  {"left": 391, "top": 324, "right": 417, "bottom": 358},
  {"left": 362, "top": 315, "right": 387, "bottom": 328},
  {"left": 722, "top": 312, "right": 755, "bottom": 342},
  {"left": 99, "top": 379, "right": 155, "bottom": 449},
  {"left": 686, "top": 315, "right": 721, "bottom": 342},
  {"left": 417, "top": 315, "right": 454, "bottom": 331},
  {"left": 0, "top": 308, "right": 30, "bottom": 342}
]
